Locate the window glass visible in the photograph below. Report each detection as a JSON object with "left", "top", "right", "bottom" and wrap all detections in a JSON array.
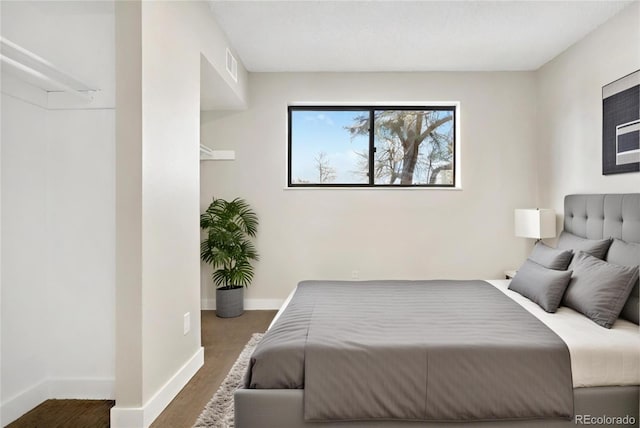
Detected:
[
  {"left": 373, "top": 110, "right": 454, "bottom": 185},
  {"left": 290, "top": 110, "right": 369, "bottom": 184},
  {"left": 288, "top": 106, "right": 456, "bottom": 187}
]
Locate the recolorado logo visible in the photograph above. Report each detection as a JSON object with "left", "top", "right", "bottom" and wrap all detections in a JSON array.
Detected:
[{"left": 574, "top": 414, "right": 636, "bottom": 425}]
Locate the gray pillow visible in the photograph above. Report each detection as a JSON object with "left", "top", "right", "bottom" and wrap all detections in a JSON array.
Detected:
[
  {"left": 508, "top": 259, "right": 573, "bottom": 313},
  {"left": 557, "top": 231, "right": 611, "bottom": 260},
  {"left": 529, "top": 242, "right": 573, "bottom": 270},
  {"left": 562, "top": 251, "right": 639, "bottom": 329},
  {"left": 606, "top": 239, "right": 640, "bottom": 324}
]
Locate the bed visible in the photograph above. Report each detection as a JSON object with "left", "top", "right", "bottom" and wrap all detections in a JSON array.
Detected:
[{"left": 235, "top": 194, "right": 640, "bottom": 428}]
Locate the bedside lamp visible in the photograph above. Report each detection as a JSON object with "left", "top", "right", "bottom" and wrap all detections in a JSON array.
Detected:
[{"left": 514, "top": 208, "right": 556, "bottom": 242}]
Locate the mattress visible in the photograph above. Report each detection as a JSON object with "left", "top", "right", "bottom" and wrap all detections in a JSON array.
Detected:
[{"left": 269, "top": 279, "right": 640, "bottom": 388}]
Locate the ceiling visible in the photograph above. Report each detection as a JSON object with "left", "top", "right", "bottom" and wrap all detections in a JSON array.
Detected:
[{"left": 209, "top": 0, "right": 634, "bottom": 72}]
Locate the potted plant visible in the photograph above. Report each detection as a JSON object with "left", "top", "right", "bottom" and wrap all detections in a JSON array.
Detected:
[{"left": 200, "top": 197, "right": 259, "bottom": 318}]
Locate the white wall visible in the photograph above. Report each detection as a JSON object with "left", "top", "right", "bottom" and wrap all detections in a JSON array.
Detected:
[
  {"left": 1, "top": 94, "right": 49, "bottom": 424},
  {"left": 200, "top": 72, "right": 539, "bottom": 306},
  {"left": 140, "top": 0, "right": 205, "bottom": 404},
  {"left": 1, "top": 2, "right": 115, "bottom": 425},
  {"left": 45, "top": 110, "right": 115, "bottom": 397},
  {"left": 112, "top": 2, "right": 247, "bottom": 426},
  {"left": 537, "top": 2, "right": 640, "bottom": 217}
]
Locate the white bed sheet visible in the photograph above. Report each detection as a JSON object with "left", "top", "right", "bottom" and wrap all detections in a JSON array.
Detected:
[
  {"left": 487, "top": 279, "right": 640, "bottom": 388},
  {"left": 268, "top": 280, "right": 640, "bottom": 387}
]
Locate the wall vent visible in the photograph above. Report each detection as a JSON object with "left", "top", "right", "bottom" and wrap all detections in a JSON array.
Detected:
[{"left": 225, "top": 48, "right": 238, "bottom": 82}]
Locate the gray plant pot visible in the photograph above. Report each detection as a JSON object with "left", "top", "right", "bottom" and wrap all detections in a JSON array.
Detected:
[{"left": 216, "top": 287, "right": 244, "bottom": 318}]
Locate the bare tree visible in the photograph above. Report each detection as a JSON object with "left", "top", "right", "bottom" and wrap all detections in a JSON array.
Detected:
[
  {"left": 352, "top": 150, "right": 369, "bottom": 181},
  {"left": 419, "top": 125, "right": 454, "bottom": 184},
  {"left": 374, "top": 135, "right": 404, "bottom": 184},
  {"left": 314, "top": 152, "right": 336, "bottom": 183},
  {"left": 346, "top": 111, "right": 453, "bottom": 184}
]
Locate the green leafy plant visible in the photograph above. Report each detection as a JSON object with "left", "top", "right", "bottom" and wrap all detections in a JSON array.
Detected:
[{"left": 200, "top": 197, "right": 259, "bottom": 290}]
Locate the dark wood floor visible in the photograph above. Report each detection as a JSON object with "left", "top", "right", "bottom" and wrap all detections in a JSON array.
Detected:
[
  {"left": 151, "top": 310, "right": 275, "bottom": 428},
  {"left": 6, "top": 400, "right": 115, "bottom": 428},
  {"left": 7, "top": 310, "right": 276, "bottom": 428}
]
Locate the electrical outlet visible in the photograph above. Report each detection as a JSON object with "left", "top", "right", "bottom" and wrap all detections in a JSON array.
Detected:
[
  {"left": 183, "top": 312, "right": 190, "bottom": 335},
  {"left": 351, "top": 270, "right": 360, "bottom": 279}
]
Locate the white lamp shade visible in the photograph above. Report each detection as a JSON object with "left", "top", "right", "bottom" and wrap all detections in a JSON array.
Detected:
[{"left": 515, "top": 209, "right": 556, "bottom": 239}]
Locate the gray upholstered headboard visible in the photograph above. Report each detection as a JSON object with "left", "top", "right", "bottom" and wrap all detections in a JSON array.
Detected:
[
  {"left": 564, "top": 193, "right": 640, "bottom": 324},
  {"left": 564, "top": 194, "right": 640, "bottom": 244}
]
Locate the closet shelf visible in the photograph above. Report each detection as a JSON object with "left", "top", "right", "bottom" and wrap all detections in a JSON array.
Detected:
[
  {"left": 200, "top": 144, "right": 235, "bottom": 161},
  {"left": 0, "top": 37, "right": 97, "bottom": 101}
]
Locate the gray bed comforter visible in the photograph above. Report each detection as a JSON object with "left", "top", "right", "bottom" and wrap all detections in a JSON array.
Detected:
[{"left": 244, "top": 280, "right": 574, "bottom": 422}]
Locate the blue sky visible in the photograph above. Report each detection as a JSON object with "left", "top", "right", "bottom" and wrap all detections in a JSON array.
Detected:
[{"left": 290, "top": 110, "right": 369, "bottom": 183}]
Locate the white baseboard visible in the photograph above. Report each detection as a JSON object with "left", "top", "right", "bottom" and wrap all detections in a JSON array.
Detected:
[
  {"left": 0, "top": 379, "right": 49, "bottom": 427},
  {"left": 201, "top": 298, "right": 215, "bottom": 310},
  {"left": 109, "top": 406, "right": 145, "bottom": 428},
  {"left": 201, "top": 298, "right": 283, "bottom": 310},
  {"left": 110, "top": 346, "right": 204, "bottom": 428},
  {"left": 4, "top": 347, "right": 204, "bottom": 427},
  {"left": 0, "top": 377, "right": 114, "bottom": 426}
]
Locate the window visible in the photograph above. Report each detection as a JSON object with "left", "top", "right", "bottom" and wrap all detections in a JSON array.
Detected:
[{"left": 288, "top": 106, "right": 457, "bottom": 187}]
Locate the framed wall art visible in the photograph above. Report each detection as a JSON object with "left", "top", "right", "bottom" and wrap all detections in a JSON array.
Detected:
[{"left": 602, "top": 70, "right": 639, "bottom": 175}]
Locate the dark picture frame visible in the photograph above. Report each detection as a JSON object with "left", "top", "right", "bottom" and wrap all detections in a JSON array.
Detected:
[{"left": 602, "top": 70, "right": 639, "bottom": 175}]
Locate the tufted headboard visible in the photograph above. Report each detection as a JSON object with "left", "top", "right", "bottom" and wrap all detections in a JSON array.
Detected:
[
  {"left": 564, "top": 194, "right": 640, "bottom": 243},
  {"left": 564, "top": 194, "right": 640, "bottom": 324}
]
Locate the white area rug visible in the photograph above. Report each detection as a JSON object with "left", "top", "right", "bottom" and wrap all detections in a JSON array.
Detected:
[{"left": 193, "top": 333, "right": 264, "bottom": 428}]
